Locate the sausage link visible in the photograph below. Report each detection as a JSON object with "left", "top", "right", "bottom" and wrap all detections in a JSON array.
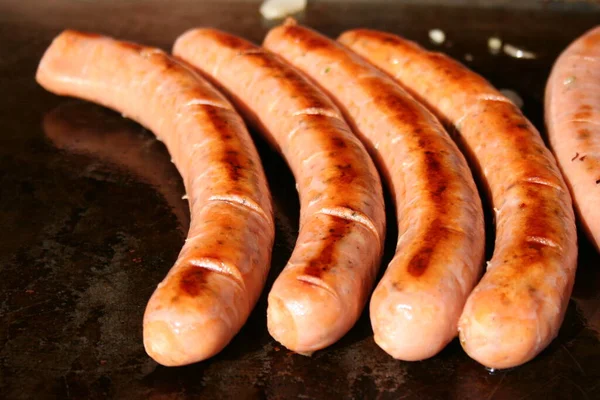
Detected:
[
  {"left": 340, "top": 28, "right": 578, "bottom": 369},
  {"left": 174, "top": 29, "right": 385, "bottom": 353},
  {"left": 36, "top": 31, "right": 274, "bottom": 366},
  {"left": 546, "top": 26, "right": 600, "bottom": 251},
  {"left": 264, "top": 21, "right": 485, "bottom": 361}
]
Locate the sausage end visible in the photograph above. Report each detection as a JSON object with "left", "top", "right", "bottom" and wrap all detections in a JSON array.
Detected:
[
  {"left": 370, "top": 284, "right": 459, "bottom": 361},
  {"left": 267, "top": 273, "right": 347, "bottom": 353}
]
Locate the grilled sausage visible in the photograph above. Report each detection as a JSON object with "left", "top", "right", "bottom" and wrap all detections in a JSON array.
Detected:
[
  {"left": 174, "top": 28, "right": 386, "bottom": 353},
  {"left": 340, "top": 28, "right": 578, "bottom": 369},
  {"left": 36, "top": 30, "right": 274, "bottom": 366},
  {"left": 546, "top": 26, "right": 600, "bottom": 252},
  {"left": 264, "top": 20, "right": 485, "bottom": 361}
]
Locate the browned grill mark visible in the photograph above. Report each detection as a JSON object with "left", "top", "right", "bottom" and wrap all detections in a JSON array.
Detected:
[
  {"left": 333, "top": 163, "right": 357, "bottom": 185},
  {"left": 358, "top": 69, "right": 455, "bottom": 278},
  {"left": 331, "top": 137, "right": 347, "bottom": 149},
  {"left": 241, "top": 51, "right": 335, "bottom": 110},
  {"left": 303, "top": 218, "right": 352, "bottom": 279},
  {"left": 210, "top": 30, "right": 254, "bottom": 52},
  {"left": 405, "top": 155, "right": 453, "bottom": 277},
  {"left": 283, "top": 25, "right": 332, "bottom": 52},
  {"left": 199, "top": 106, "right": 249, "bottom": 183},
  {"left": 222, "top": 149, "right": 244, "bottom": 182},
  {"left": 407, "top": 221, "right": 450, "bottom": 277},
  {"left": 178, "top": 267, "right": 209, "bottom": 297},
  {"left": 405, "top": 141, "right": 453, "bottom": 277},
  {"left": 425, "top": 53, "right": 473, "bottom": 83},
  {"left": 407, "top": 246, "right": 435, "bottom": 277},
  {"left": 573, "top": 104, "right": 593, "bottom": 120},
  {"left": 578, "top": 128, "right": 591, "bottom": 139}
]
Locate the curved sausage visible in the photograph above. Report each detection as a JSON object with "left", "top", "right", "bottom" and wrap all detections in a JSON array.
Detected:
[
  {"left": 340, "top": 28, "right": 578, "bottom": 369},
  {"left": 173, "top": 29, "right": 386, "bottom": 353},
  {"left": 264, "top": 21, "right": 485, "bottom": 361},
  {"left": 546, "top": 26, "right": 600, "bottom": 252},
  {"left": 36, "top": 30, "right": 274, "bottom": 366}
]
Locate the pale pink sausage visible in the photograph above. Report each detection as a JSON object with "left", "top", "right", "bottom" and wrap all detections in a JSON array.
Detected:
[{"left": 36, "top": 30, "right": 274, "bottom": 366}]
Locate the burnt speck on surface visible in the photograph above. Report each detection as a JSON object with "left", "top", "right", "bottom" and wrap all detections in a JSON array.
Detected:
[{"left": 178, "top": 267, "right": 209, "bottom": 297}]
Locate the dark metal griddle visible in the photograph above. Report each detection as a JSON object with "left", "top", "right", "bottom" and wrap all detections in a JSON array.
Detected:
[{"left": 1, "top": 1, "right": 599, "bottom": 399}]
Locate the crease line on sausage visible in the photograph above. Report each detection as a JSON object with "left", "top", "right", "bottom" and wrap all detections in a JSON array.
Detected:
[
  {"left": 316, "top": 206, "right": 380, "bottom": 241},
  {"left": 208, "top": 194, "right": 272, "bottom": 223},
  {"left": 295, "top": 275, "right": 339, "bottom": 299},
  {"left": 183, "top": 257, "right": 246, "bottom": 292},
  {"left": 525, "top": 235, "right": 562, "bottom": 251},
  {"left": 557, "top": 119, "right": 600, "bottom": 126},
  {"left": 174, "top": 106, "right": 233, "bottom": 122},
  {"left": 180, "top": 98, "right": 232, "bottom": 111},
  {"left": 454, "top": 94, "right": 513, "bottom": 128},
  {"left": 292, "top": 107, "right": 342, "bottom": 120},
  {"left": 521, "top": 176, "right": 565, "bottom": 192}
]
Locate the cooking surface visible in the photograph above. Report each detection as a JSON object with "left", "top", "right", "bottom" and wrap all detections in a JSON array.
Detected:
[{"left": 1, "top": 1, "right": 600, "bottom": 399}]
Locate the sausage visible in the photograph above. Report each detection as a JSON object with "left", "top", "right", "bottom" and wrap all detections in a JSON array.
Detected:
[
  {"left": 173, "top": 29, "right": 386, "bottom": 353},
  {"left": 43, "top": 102, "right": 188, "bottom": 229},
  {"left": 264, "top": 21, "right": 485, "bottom": 361},
  {"left": 36, "top": 30, "right": 274, "bottom": 366},
  {"left": 546, "top": 26, "right": 600, "bottom": 252},
  {"left": 340, "top": 28, "right": 578, "bottom": 369}
]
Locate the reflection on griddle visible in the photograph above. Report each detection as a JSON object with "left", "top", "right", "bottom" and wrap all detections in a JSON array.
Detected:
[{"left": 43, "top": 101, "right": 189, "bottom": 232}]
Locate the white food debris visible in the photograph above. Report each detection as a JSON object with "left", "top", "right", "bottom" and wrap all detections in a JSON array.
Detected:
[
  {"left": 503, "top": 43, "right": 537, "bottom": 59},
  {"left": 488, "top": 36, "right": 502, "bottom": 54},
  {"left": 182, "top": 194, "right": 189, "bottom": 200},
  {"left": 260, "top": 0, "right": 307, "bottom": 20},
  {"left": 500, "top": 88, "right": 524, "bottom": 109},
  {"left": 464, "top": 53, "right": 473, "bottom": 62},
  {"left": 429, "top": 29, "right": 446, "bottom": 45},
  {"left": 563, "top": 76, "right": 576, "bottom": 85}
]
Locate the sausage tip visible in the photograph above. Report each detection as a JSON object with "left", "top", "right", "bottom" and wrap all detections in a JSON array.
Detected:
[
  {"left": 143, "top": 316, "right": 232, "bottom": 366},
  {"left": 370, "top": 287, "right": 458, "bottom": 361},
  {"left": 267, "top": 274, "right": 346, "bottom": 353}
]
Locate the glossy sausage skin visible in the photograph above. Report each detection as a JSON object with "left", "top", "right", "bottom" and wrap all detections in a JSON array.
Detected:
[
  {"left": 174, "top": 29, "right": 386, "bottom": 353},
  {"left": 546, "top": 26, "right": 600, "bottom": 252},
  {"left": 36, "top": 30, "right": 274, "bottom": 366},
  {"left": 341, "top": 28, "right": 578, "bottom": 369},
  {"left": 264, "top": 21, "right": 485, "bottom": 361}
]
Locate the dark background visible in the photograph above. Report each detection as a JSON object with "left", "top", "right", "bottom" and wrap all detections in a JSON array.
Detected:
[{"left": 1, "top": 1, "right": 599, "bottom": 399}]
